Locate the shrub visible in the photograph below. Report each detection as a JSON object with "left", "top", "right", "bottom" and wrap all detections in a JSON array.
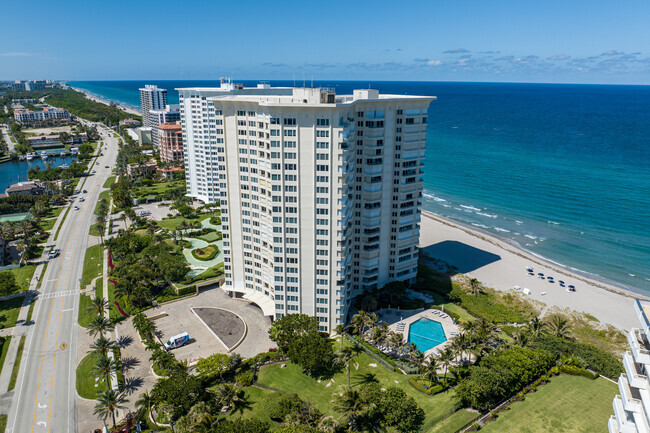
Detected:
[
  {"left": 344, "top": 334, "right": 395, "bottom": 372},
  {"left": 177, "top": 285, "right": 197, "bottom": 296},
  {"left": 235, "top": 370, "right": 254, "bottom": 386},
  {"left": 395, "top": 360, "right": 420, "bottom": 374},
  {"left": 408, "top": 377, "right": 445, "bottom": 395},
  {"left": 210, "top": 216, "right": 221, "bottom": 225},
  {"left": 559, "top": 365, "right": 599, "bottom": 379},
  {"left": 531, "top": 334, "right": 622, "bottom": 379}
]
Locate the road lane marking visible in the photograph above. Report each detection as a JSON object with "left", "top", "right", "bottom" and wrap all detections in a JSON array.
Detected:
[
  {"left": 37, "top": 404, "right": 47, "bottom": 409},
  {"left": 38, "top": 290, "right": 79, "bottom": 300},
  {"left": 59, "top": 343, "right": 67, "bottom": 350},
  {"left": 61, "top": 308, "right": 73, "bottom": 312}
]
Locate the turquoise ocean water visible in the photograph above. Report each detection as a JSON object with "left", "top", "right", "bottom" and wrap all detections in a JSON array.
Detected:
[{"left": 70, "top": 80, "right": 650, "bottom": 293}]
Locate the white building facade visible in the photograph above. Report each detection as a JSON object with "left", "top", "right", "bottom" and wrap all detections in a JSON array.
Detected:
[
  {"left": 148, "top": 104, "right": 181, "bottom": 146},
  {"left": 13, "top": 107, "right": 70, "bottom": 123},
  {"left": 139, "top": 84, "right": 167, "bottom": 129},
  {"left": 610, "top": 299, "right": 650, "bottom": 433},
  {"left": 179, "top": 83, "right": 432, "bottom": 332}
]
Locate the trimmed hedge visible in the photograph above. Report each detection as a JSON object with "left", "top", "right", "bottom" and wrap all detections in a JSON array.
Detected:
[
  {"left": 559, "top": 364, "right": 599, "bottom": 380},
  {"left": 177, "top": 285, "right": 197, "bottom": 296},
  {"left": 235, "top": 370, "right": 254, "bottom": 386},
  {"left": 344, "top": 334, "right": 395, "bottom": 372},
  {"left": 395, "top": 360, "right": 420, "bottom": 374},
  {"left": 408, "top": 377, "right": 445, "bottom": 395}
]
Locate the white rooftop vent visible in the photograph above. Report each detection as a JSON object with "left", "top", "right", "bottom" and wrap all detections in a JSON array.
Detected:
[{"left": 353, "top": 89, "right": 379, "bottom": 100}]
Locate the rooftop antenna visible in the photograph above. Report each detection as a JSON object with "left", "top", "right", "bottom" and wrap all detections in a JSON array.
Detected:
[
  {"left": 293, "top": 73, "right": 295, "bottom": 87},
  {"left": 303, "top": 72, "right": 305, "bottom": 88},
  {"left": 311, "top": 75, "right": 313, "bottom": 88}
]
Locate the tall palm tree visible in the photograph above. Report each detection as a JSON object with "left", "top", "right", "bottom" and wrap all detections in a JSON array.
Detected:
[
  {"left": 388, "top": 332, "right": 404, "bottom": 355},
  {"left": 439, "top": 347, "right": 454, "bottom": 382},
  {"left": 95, "top": 355, "right": 116, "bottom": 385},
  {"left": 548, "top": 315, "right": 571, "bottom": 339},
  {"left": 90, "top": 335, "right": 115, "bottom": 357},
  {"left": 331, "top": 388, "right": 373, "bottom": 431},
  {"left": 335, "top": 346, "right": 361, "bottom": 387},
  {"left": 88, "top": 316, "right": 115, "bottom": 338},
  {"left": 88, "top": 296, "right": 108, "bottom": 316},
  {"left": 410, "top": 348, "right": 426, "bottom": 367},
  {"left": 421, "top": 357, "right": 440, "bottom": 386},
  {"left": 135, "top": 390, "right": 156, "bottom": 427},
  {"left": 364, "top": 313, "right": 378, "bottom": 334},
  {"left": 349, "top": 313, "right": 366, "bottom": 337},
  {"left": 94, "top": 389, "right": 128, "bottom": 431}
]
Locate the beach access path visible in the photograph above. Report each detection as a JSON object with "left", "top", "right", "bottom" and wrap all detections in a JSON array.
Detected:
[{"left": 419, "top": 211, "right": 645, "bottom": 330}]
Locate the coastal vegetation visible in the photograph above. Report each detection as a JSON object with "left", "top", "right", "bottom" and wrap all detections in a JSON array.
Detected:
[{"left": 45, "top": 89, "right": 133, "bottom": 124}]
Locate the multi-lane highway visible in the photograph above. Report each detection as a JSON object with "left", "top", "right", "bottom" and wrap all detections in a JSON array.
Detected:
[{"left": 7, "top": 124, "right": 119, "bottom": 433}]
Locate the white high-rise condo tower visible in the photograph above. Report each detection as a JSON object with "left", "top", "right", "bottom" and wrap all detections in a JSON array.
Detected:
[
  {"left": 178, "top": 81, "right": 434, "bottom": 332},
  {"left": 609, "top": 299, "right": 650, "bottom": 433},
  {"left": 139, "top": 84, "right": 167, "bottom": 128}
]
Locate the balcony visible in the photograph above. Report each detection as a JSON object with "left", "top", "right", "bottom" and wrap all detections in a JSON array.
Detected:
[
  {"left": 612, "top": 397, "right": 639, "bottom": 433},
  {"left": 363, "top": 184, "right": 382, "bottom": 194},
  {"left": 619, "top": 374, "right": 643, "bottom": 413},
  {"left": 364, "top": 166, "right": 383, "bottom": 176},
  {"left": 635, "top": 299, "right": 650, "bottom": 337},
  {"left": 623, "top": 352, "right": 649, "bottom": 390},
  {"left": 629, "top": 329, "right": 650, "bottom": 365}
]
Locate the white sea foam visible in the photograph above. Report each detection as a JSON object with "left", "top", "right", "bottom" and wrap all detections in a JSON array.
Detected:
[
  {"left": 471, "top": 223, "right": 489, "bottom": 229},
  {"left": 629, "top": 274, "right": 636, "bottom": 277},
  {"left": 460, "top": 205, "right": 481, "bottom": 212},
  {"left": 548, "top": 220, "right": 560, "bottom": 225},
  {"left": 442, "top": 204, "right": 451, "bottom": 208},
  {"left": 423, "top": 193, "right": 435, "bottom": 199},
  {"left": 515, "top": 220, "right": 523, "bottom": 224},
  {"left": 433, "top": 197, "right": 447, "bottom": 202},
  {"left": 476, "top": 212, "right": 497, "bottom": 218},
  {"left": 494, "top": 227, "right": 510, "bottom": 233},
  {"left": 524, "top": 234, "right": 537, "bottom": 240}
]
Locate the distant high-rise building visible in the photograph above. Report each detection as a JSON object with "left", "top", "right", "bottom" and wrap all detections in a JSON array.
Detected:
[
  {"left": 139, "top": 84, "right": 167, "bottom": 129},
  {"left": 158, "top": 122, "right": 184, "bottom": 165},
  {"left": 178, "top": 82, "right": 433, "bottom": 332},
  {"left": 148, "top": 104, "right": 181, "bottom": 146}
]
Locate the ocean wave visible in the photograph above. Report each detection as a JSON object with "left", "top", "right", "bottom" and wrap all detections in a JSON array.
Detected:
[
  {"left": 476, "top": 212, "right": 497, "bottom": 218},
  {"left": 548, "top": 221, "right": 560, "bottom": 225},
  {"left": 515, "top": 220, "right": 523, "bottom": 224},
  {"left": 442, "top": 204, "right": 451, "bottom": 208},
  {"left": 471, "top": 223, "right": 489, "bottom": 229},
  {"left": 524, "top": 234, "right": 537, "bottom": 240},
  {"left": 494, "top": 227, "right": 510, "bottom": 233},
  {"left": 460, "top": 205, "right": 481, "bottom": 212}
]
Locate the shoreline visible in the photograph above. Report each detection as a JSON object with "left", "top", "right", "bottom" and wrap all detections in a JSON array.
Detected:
[
  {"left": 419, "top": 210, "right": 647, "bottom": 330},
  {"left": 70, "top": 87, "right": 142, "bottom": 117}
]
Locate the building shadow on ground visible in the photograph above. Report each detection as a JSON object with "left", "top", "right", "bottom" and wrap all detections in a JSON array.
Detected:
[{"left": 422, "top": 240, "right": 501, "bottom": 274}]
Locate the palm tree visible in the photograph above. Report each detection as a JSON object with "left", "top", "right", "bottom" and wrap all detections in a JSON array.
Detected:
[
  {"left": 548, "top": 315, "right": 571, "bottom": 338},
  {"left": 94, "top": 355, "right": 116, "bottom": 385},
  {"left": 93, "top": 389, "right": 129, "bottom": 431},
  {"left": 212, "top": 383, "right": 244, "bottom": 413},
  {"left": 90, "top": 336, "right": 115, "bottom": 357},
  {"left": 468, "top": 278, "right": 482, "bottom": 296},
  {"left": 368, "top": 326, "right": 387, "bottom": 346},
  {"left": 364, "top": 312, "right": 378, "bottom": 334},
  {"left": 334, "top": 324, "right": 346, "bottom": 336},
  {"left": 388, "top": 332, "right": 404, "bottom": 355},
  {"left": 410, "top": 348, "right": 426, "bottom": 367},
  {"left": 439, "top": 347, "right": 454, "bottom": 382},
  {"left": 0, "top": 222, "right": 14, "bottom": 259},
  {"left": 335, "top": 346, "right": 361, "bottom": 387},
  {"left": 349, "top": 313, "right": 366, "bottom": 337},
  {"left": 88, "top": 296, "right": 108, "bottom": 316},
  {"left": 192, "top": 413, "right": 221, "bottom": 432},
  {"left": 135, "top": 390, "right": 156, "bottom": 427},
  {"left": 420, "top": 357, "right": 440, "bottom": 386},
  {"left": 331, "top": 388, "right": 373, "bottom": 431},
  {"left": 527, "top": 317, "right": 546, "bottom": 339},
  {"left": 88, "top": 316, "right": 115, "bottom": 338}
]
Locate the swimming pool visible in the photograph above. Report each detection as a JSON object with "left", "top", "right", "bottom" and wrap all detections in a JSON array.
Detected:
[{"left": 408, "top": 318, "right": 447, "bottom": 352}]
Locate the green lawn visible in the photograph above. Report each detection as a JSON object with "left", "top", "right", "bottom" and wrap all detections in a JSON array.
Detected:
[
  {"left": 225, "top": 386, "right": 275, "bottom": 423},
  {"left": 44, "top": 206, "right": 64, "bottom": 220},
  {"left": 8, "top": 336, "right": 25, "bottom": 391},
  {"left": 78, "top": 294, "right": 95, "bottom": 328},
  {"left": 156, "top": 213, "right": 213, "bottom": 231},
  {"left": 256, "top": 340, "right": 459, "bottom": 431},
  {"left": 0, "top": 336, "right": 12, "bottom": 378},
  {"left": 480, "top": 375, "right": 617, "bottom": 433},
  {"left": 429, "top": 409, "right": 477, "bottom": 433},
  {"left": 195, "top": 231, "right": 221, "bottom": 242},
  {"left": 76, "top": 352, "right": 109, "bottom": 399},
  {"left": 0, "top": 297, "right": 25, "bottom": 329},
  {"left": 81, "top": 244, "right": 103, "bottom": 288},
  {"left": 9, "top": 265, "right": 36, "bottom": 290},
  {"left": 103, "top": 176, "right": 116, "bottom": 189},
  {"left": 39, "top": 218, "right": 57, "bottom": 232},
  {"left": 0, "top": 414, "right": 6, "bottom": 433}
]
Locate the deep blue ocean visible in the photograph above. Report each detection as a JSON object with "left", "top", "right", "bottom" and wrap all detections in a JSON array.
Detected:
[{"left": 70, "top": 80, "right": 650, "bottom": 293}]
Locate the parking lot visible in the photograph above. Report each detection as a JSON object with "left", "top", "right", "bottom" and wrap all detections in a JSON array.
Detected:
[
  {"left": 145, "top": 285, "right": 274, "bottom": 362},
  {"left": 132, "top": 202, "right": 176, "bottom": 222}
]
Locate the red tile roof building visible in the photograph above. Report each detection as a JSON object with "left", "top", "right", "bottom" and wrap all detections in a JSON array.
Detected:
[{"left": 157, "top": 122, "right": 184, "bottom": 165}]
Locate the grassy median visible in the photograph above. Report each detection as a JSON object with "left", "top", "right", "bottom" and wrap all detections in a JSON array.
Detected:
[
  {"left": 81, "top": 244, "right": 103, "bottom": 289},
  {"left": 8, "top": 336, "right": 26, "bottom": 391},
  {"left": 76, "top": 352, "right": 109, "bottom": 399}
]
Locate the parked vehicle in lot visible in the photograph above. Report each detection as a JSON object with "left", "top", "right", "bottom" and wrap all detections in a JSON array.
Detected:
[
  {"left": 164, "top": 332, "right": 189, "bottom": 350},
  {"left": 138, "top": 210, "right": 151, "bottom": 217}
]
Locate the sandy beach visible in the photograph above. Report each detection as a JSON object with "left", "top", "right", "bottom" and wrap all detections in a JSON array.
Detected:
[
  {"left": 72, "top": 87, "right": 142, "bottom": 117},
  {"left": 419, "top": 211, "right": 647, "bottom": 330}
]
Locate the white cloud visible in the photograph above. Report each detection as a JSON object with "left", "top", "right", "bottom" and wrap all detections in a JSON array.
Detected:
[
  {"left": 426, "top": 60, "right": 443, "bottom": 66},
  {"left": 0, "top": 52, "right": 33, "bottom": 57}
]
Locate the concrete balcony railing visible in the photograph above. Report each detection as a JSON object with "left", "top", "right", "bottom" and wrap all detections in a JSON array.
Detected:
[
  {"left": 624, "top": 352, "right": 649, "bottom": 390},
  {"left": 629, "top": 329, "right": 650, "bottom": 365},
  {"left": 612, "top": 396, "right": 638, "bottom": 433},
  {"left": 635, "top": 299, "right": 650, "bottom": 337},
  {"left": 619, "top": 374, "right": 643, "bottom": 413}
]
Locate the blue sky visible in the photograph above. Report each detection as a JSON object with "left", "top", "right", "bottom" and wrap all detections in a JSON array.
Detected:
[{"left": 1, "top": 0, "right": 649, "bottom": 84}]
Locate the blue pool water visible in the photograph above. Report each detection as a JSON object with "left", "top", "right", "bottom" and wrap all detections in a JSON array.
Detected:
[{"left": 408, "top": 318, "right": 447, "bottom": 352}]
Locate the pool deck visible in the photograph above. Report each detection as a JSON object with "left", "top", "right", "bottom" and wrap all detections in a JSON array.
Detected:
[{"left": 378, "top": 308, "right": 459, "bottom": 357}]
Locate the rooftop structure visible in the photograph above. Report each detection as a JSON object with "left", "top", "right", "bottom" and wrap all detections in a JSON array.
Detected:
[
  {"left": 179, "top": 82, "right": 433, "bottom": 332},
  {"left": 13, "top": 107, "right": 70, "bottom": 124},
  {"left": 609, "top": 299, "right": 650, "bottom": 433},
  {"left": 157, "top": 122, "right": 184, "bottom": 165},
  {"left": 5, "top": 181, "right": 45, "bottom": 196}
]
